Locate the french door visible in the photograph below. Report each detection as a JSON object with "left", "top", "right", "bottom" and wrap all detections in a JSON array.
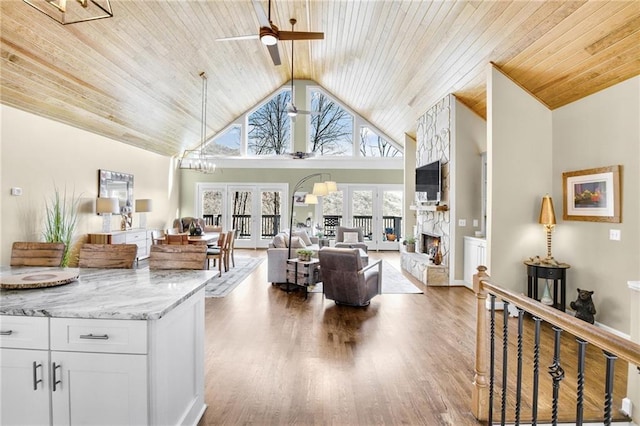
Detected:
[
  {"left": 196, "top": 183, "right": 286, "bottom": 248},
  {"left": 319, "top": 184, "right": 403, "bottom": 251}
]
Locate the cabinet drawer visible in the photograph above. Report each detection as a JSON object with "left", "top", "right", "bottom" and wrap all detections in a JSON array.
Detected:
[
  {"left": 51, "top": 318, "right": 147, "bottom": 354},
  {"left": 111, "top": 234, "right": 127, "bottom": 244},
  {"left": 0, "top": 316, "right": 49, "bottom": 350},
  {"left": 528, "top": 265, "right": 565, "bottom": 279},
  {"left": 126, "top": 231, "right": 146, "bottom": 243}
]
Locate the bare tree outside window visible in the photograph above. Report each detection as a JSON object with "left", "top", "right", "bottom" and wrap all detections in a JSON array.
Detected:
[
  {"left": 248, "top": 91, "right": 291, "bottom": 155},
  {"left": 309, "top": 92, "right": 353, "bottom": 155},
  {"left": 360, "top": 126, "right": 401, "bottom": 157}
]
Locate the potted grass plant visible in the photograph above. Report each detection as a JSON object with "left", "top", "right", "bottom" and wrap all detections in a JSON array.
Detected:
[
  {"left": 43, "top": 185, "right": 81, "bottom": 267},
  {"left": 404, "top": 236, "right": 416, "bottom": 253}
]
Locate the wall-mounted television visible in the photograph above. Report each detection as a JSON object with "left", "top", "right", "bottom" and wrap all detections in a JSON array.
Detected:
[{"left": 416, "top": 160, "right": 441, "bottom": 201}]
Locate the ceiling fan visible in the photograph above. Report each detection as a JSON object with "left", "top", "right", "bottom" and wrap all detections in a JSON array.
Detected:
[{"left": 216, "top": 0, "right": 324, "bottom": 66}]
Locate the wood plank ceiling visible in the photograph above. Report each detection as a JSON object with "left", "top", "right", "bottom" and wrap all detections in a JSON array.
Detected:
[{"left": 1, "top": 0, "right": 639, "bottom": 157}]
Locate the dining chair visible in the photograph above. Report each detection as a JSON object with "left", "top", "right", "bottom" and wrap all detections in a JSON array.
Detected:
[
  {"left": 225, "top": 229, "right": 237, "bottom": 269},
  {"left": 166, "top": 233, "right": 189, "bottom": 245},
  {"left": 206, "top": 232, "right": 227, "bottom": 277},
  {"left": 10, "top": 242, "right": 66, "bottom": 267},
  {"left": 151, "top": 230, "right": 167, "bottom": 245},
  {"left": 78, "top": 244, "right": 138, "bottom": 269},
  {"left": 149, "top": 245, "right": 207, "bottom": 270}
]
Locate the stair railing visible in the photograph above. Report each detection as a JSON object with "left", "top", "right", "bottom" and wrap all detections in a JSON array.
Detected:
[{"left": 471, "top": 266, "right": 640, "bottom": 425}]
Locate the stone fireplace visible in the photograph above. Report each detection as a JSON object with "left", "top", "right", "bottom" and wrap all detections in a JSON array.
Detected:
[{"left": 421, "top": 232, "right": 441, "bottom": 261}]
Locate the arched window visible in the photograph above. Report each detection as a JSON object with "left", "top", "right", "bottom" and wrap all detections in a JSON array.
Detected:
[
  {"left": 205, "top": 125, "right": 241, "bottom": 156},
  {"left": 308, "top": 90, "right": 353, "bottom": 156},
  {"left": 247, "top": 90, "right": 292, "bottom": 155},
  {"left": 360, "top": 126, "right": 401, "bottom": 157}
]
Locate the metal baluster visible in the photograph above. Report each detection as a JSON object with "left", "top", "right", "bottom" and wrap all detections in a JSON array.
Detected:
[
  {"left": 576, "top": 338, "right": 588, "bottom": 426},
  {"left": 531, "top": 317, "right": 542, "bottom": 426},
  {"left": 603, "top": 351, "right": 617, "bottom": 426},
  {"left": 489, "top": 294, "right": 496, "bottom": 425},
  {"left": 515, "top": 307, "right": 524, "bottom": 425},
  {"left": 548, "top": 327, "right": 565, "bottom": 426},
  {"left": 501, "top": 300, "right": 509, "bottom": 426}
]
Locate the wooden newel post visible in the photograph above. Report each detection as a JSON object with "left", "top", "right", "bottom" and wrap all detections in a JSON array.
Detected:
[{"left": 471, "top": 265, "right": 489, "bottom": 421}]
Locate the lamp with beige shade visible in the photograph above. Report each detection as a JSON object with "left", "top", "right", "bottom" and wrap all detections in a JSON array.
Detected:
[{"left": 96, "top": 197, "right": 119, "bottom": 233}]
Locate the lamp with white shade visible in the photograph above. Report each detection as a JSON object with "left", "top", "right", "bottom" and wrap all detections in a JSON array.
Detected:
[
  {"left": 135, "top": 199, "right": 153, "bottom": 229},
  {"left": 96, "top": 197, "right": 119, "bottom": 233}
]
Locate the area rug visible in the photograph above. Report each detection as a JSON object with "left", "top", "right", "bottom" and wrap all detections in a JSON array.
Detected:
[
  {"left": 309, "top": 260, "right": 423, "bottom": 294},
  {"left": 204, "top": 257, "right": 264, "bottom": 298}
]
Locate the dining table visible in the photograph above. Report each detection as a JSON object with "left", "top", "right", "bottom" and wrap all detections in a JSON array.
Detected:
[{"left": 186, "top": 232, "right": 220, "bottom": 245}]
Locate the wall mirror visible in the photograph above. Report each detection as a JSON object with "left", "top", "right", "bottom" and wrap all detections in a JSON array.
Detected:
[{"left": 98, "top": 169, "right": 134, "bottom": 214}]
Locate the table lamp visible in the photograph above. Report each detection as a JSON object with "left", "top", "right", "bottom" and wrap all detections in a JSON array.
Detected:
[
  {"left": 539, "top": 194, "right": 556, "bottom": 260},
  {"left": 96, "top": 197, "right": 119, "bottom": 233},
  {"left": 135, "top": 199, "right": 153, "bottom": 229}
]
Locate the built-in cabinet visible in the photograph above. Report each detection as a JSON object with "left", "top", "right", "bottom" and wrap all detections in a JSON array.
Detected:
[
  {"left": 88, "top": 229, "right": 152, "bottom": 259},
  {"left": 0, "top": 289, "right": 205, "bottom": 425},
  {"left": 464, "top": 236, "right": 487, "bottom": 289}
]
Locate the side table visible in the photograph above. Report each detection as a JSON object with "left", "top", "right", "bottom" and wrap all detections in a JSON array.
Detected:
[
  {"left": 524, "top": 261, "right": 570, "bottom": 311},
  {"left": 286, "top": 258, "right": 321, "bottom": 299}
]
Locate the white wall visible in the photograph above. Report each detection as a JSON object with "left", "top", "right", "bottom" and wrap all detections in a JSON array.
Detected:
[
  {"left": 452, "top": 98, "right": 486, "bottom": 281},
  {"left": 0, "top": 105, "right": 180, "bottom": 265},
  {"left": 552, "top": 76, "right": 640, "bottom": 333},
  {"left": 487, "top": 65, "right": 553, "bottom": 290}
]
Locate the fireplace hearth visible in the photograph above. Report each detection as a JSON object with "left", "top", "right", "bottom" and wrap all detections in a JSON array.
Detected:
[{"left": 421, "top": 232, "right": 441, "bottom": 261}]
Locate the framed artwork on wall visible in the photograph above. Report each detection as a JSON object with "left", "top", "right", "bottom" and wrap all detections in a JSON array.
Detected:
[
  {"left": 293, "top": 192, "right": 308, "bottom": 206},
  {"left": 562, "top": 165, "right": 621, "bottom": 223}
]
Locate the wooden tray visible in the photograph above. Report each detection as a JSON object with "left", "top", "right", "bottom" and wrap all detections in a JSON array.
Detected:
[{"left": 1, "top": 269, "right": 79, "bottom": 289}]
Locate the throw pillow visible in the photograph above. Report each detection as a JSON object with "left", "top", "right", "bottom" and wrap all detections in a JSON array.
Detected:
[
  {"left": 290, "top": 236, "right": 307, "bottom": 248},
  {"left": 272, "top": 233, "right": 287, "bottom": 248},
  {"left": 294, "top": 230, "right": 313, "bottom": 246},
  {"left": 343, "top": 232, "right": 359, "bottom": 243}
]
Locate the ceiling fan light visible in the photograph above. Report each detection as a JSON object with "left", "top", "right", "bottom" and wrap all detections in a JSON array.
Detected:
[{"left": 260, "top": 33, "right": 277, "bottom": 46}]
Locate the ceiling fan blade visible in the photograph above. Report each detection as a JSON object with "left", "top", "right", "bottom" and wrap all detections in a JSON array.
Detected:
[
  {"left": 216, "top": 34, "right": 259, "bottom": 42},
  {"left": 267, "top": 44, "right": 281, "bottom": 65},
  {"left": 279, "top": 31, "right": 324, "bottom": 41},
  {"left": 251, "top": 0, "right": 271, "bottom": 28}
]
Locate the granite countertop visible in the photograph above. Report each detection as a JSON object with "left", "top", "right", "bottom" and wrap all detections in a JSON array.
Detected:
[{"left": 0, "top": 266, "right": 215, "bottom": 320}]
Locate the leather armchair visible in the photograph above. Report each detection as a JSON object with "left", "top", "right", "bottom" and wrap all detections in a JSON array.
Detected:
[
  {"left": 334, "top": 226, "right": 368, "bottom": 252},
  {"left": 318, "top": 247, "right": 381, "bottom": 307}
]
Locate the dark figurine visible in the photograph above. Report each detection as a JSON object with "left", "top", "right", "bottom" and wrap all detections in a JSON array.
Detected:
[{"left": 570, "top": 288, "right": 596, "bottom": 324}]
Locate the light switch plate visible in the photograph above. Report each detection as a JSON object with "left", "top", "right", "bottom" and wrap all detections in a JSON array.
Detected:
[
  {"left": 609, "top": 229, "right": 621, "bottom": 241},
  {"left": 473, "top": 219, "right": 479, "bottom": 227},
  {"left": 458, "top": 219, "right": 466, "bottom": 227}
]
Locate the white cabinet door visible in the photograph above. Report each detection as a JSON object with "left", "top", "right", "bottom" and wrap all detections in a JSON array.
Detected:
[
  {"left": 51, "top": 351, "right": 148, "bottom": 426},
  {"left": 0, "top": 348, "right": 51, "bottom": 426},
  {"left": 464, "top": 237, "right": 487, "bottom": 289}
]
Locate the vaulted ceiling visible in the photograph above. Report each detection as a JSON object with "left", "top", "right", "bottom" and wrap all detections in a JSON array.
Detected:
[{"left": 1, "top": 0, "right": 639, "bottom": 157}]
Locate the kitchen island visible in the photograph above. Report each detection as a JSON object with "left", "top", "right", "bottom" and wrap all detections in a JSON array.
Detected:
[{"left": 0, "top": 266, "right": 215, "bottom": 426}]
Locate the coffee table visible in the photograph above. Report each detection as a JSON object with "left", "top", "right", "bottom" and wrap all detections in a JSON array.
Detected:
[{"left": 285, "top": 257, "right": 321, "bottom": 299}]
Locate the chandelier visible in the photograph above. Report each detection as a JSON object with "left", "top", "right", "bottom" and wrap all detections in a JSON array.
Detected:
[
  {"left": 179, "top": 72, "right": 216, "bottom": 174},
  {"left": 23, "top": 0, "right": 113, "bottom": 25}
]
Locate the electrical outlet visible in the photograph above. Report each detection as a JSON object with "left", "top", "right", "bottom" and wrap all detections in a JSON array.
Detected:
[
  {"left": 458, "top": 219, "right": 466, "bottom": 227},
  {"left": 609, "top": 229, "right": 621, "bottom": 241},
  {"left": 10, "top": 187, "right": 22, "bottom": 196},
  {"left": 473, "top": 219, "right": 479, "bottom": 227}
]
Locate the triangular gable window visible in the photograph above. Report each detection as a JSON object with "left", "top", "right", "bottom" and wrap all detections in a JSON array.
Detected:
[{"left": 247, "top": 90, "right": 292, "bottom": 155}]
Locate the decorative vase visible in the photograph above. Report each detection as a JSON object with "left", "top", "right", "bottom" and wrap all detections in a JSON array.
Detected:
[
  {"left": 194, "top": 223, "right": 203, "bottom": 236},
  {"left": 406, "top": 243, "right": 415, "bottom": 253},
  {"left": 189, "top": 221, "right": 196, "bottom": 236},
  {"left": 433, "top": 245, "right": 442, "bottom": 265},
  {"left": 541, "top": 280, "right": 554, "bottom": 305}
]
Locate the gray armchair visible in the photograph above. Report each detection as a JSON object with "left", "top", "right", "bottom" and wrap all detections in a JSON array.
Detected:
[
  {"left": 318, "top": 247, "right": 381, "bottom": 307},
  {"left": 334, "top": 226, "right": 368, "bottom": 252}
]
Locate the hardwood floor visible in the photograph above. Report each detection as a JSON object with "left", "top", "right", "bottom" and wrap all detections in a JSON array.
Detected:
[{"left": 199, "top": 250, "right": 628, "bottom": 425}]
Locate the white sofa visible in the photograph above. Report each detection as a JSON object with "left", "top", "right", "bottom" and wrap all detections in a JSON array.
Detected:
[{"left": 267, "top": 230, "right": 319, "bottom": 284}]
